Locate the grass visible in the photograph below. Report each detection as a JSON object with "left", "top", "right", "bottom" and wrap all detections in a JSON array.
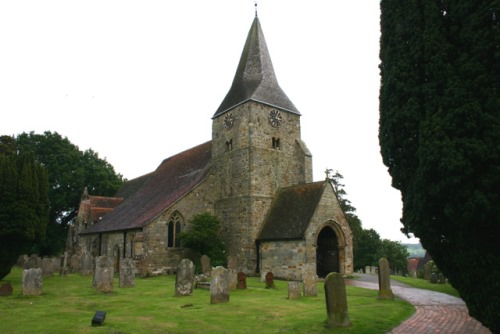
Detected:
[
  {"left": 0, "top": 267, "right": 414, "bottom": 334},
  {"left": 390, "top": 275, "right": 460, "bottom": 297}
]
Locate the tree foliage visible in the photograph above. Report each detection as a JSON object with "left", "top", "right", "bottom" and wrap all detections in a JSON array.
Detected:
[
  {"left": 10, "top": 131, "right": 124, "bottom": 256},
  {"left": 179, "top": 212, "right": 226, "bottom": 268},
  {"left": 379, "top": 1, "right": 499, "bottom": 330},
  {"left": 0, "top": 136, "right": 49, "bottom": 279}
]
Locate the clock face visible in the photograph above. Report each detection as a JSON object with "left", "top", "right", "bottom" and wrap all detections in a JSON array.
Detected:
[
  {"left": 269, "top": 109, "right": 282, "bottom": 127},
  {"left": 224, "top": 113, "right": 234, "bottom": 130}
]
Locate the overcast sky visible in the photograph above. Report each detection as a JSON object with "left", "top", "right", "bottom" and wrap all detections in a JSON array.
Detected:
[{"left": 0, "top": 1, "right": 419, "bottom": 244}]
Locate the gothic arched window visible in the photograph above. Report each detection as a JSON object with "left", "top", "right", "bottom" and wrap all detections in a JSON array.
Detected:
[{"left": 167, "top": 212, "right": 183, "bottom": 248}]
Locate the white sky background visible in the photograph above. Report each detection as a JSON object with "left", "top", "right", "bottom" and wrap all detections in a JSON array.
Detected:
[{"left": 0, "top": 0, "right": 418, "bottom": 244}]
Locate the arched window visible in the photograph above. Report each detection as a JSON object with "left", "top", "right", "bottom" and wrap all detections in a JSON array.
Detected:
[
  {"left": 272, "top": 137, "right": 281, "bottom": 150},
  {"left": 226, "top": 139, "right": 233, "bottom": 151},
  {"left": 167, "top": 212, "right": 182, "bottom": 248}
]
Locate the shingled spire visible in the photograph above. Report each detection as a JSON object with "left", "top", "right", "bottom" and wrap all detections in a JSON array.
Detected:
[{"left": 213, "top": 17, "right": 300, "bottom": 117}]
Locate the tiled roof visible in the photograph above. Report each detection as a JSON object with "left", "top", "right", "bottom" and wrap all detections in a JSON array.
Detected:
[
  {"left": 257, "top": 181, "right": 325, "bottom": 241},
  {"left": 213, "top": 17, "right": 299, "bottom": 118},
  {"left": 82, "top": 141, "right": 213, "bottom": 234},
  {"left": 115, "top": 172, "right": 152, "bottom": 199}
]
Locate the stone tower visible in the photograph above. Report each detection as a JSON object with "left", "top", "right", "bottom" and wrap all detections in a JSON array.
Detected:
[{"left": 211, "top": 16, "right": 313, "bottom": 271}]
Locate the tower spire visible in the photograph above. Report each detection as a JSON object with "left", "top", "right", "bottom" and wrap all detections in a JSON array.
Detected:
[
  {"left": 254, "top": 0, "right": 258, "bottom": 17},
  {"left": 213, "top": 17, "right": 299, "bottom": 117}
]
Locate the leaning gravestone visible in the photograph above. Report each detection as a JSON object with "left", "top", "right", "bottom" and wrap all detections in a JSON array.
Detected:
[
  {"left": 22, "top": 268, "right": 43, "bottom": 296},
  {"left": 119, "top": 258, "right": 136, "bottom": 288},
  {"left": 302, "top": 263, "right": 317, "bottom": 297},
  {"left": 93, "top": 256, "right": 114, "bottom": 292},
  {"left": 377, "top": 257, "right": 394, "bottom": 300},
  {"left": 210, "top": 266, "right": 229, "bottom": 304},
  {"left": 288, "top": 281, "right": 301, "bottom": 299},
  {"left": 324, "top": 272, "right": 351, "bottom": 328},
  {"left": 175, "top": 259, "right": 195, "bottom": 296},
  {"left": 200, "top": 255, "right": 211, "bottom": 276}
]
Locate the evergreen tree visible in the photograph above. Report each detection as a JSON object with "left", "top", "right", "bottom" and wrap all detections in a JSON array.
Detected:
[
  {"left": 379, "top": 1, "right": 499, "bottom": 330},
  {"left": 0, "top": 137, "right": 49, "bottom": 279}
]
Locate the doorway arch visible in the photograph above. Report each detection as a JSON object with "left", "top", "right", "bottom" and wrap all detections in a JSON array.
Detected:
[{"left": 316, "top": 226, "right": 339, "bottom": 278}]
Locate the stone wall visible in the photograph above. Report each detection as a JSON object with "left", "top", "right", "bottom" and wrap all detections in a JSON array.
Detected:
[{"left": 260, "top": 240, "right": 307, "bottom": 280}]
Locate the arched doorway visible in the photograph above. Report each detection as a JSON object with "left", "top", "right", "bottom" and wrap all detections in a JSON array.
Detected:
[{"left": 316, "top": 226, "right": 339, "bottom": 278}]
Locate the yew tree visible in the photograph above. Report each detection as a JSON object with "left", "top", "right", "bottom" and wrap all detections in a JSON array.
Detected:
[{"left": 379, "top": 1, "right": 499, "bottom": 331}]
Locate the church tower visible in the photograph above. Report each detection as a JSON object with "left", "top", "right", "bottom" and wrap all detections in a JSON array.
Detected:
[{"left": 212, "top": 16, "right": 312, "bottom": 271}]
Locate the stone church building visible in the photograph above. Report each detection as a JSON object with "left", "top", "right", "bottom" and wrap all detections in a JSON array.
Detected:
[{"left": 72, "top": 16, "right": 353, "bottom": 279}]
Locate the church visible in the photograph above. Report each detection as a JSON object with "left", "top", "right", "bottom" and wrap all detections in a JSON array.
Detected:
[{"left": 73, "top": 15, "right": 353, "bottom": 279}]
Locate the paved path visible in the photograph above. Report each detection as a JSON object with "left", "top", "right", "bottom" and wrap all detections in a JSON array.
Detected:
[{"left": 345, "top": 274, "right": 491, "bottom": 334}]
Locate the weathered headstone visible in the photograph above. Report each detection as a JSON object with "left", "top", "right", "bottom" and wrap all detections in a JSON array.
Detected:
[
  {"left": 260, "top": 271, "right": 268, "bottom": 283},
  {"left": 0, "top": 283, "right": 13, "bottom": 297},
  {"left": 237, "top": 271, "right": 247, "bottom": 289},
  {"left": 228, "top": 269, "right": 237, "bottom": 290},
  {"left": 70, "top": 254, "right": 80, "bottom": 273},
  {"left": 93, "top": 256, "right": 114, "bottom": 292},
  {"left": 16, "top": 254, "right": 28, "bottom": 268},
  {"left": 302, "top": 263, "right": 317, "bottom": 297},
  {"left": 80, "top": 252, "right": 94, "bottom": 276},
  {"left": 288, "top": 281, "right": 301, "bottom": 299},
  {"left": 200, "top": 255, "right": 211, "bottom": 276},
  {"left": 324, "top": 272, "right": 351, "bottom": 328},
  {"left": 22, "top": 268, "right": 43, "bottom": 296},
  {"left": 26, "top": 254, "right": 41, "bottom": 269},
  {"left": 265, "top": 272, "right": 275, "bottom": 289},
  {"left": 119, "top": 258, "right": 135, "bottom": 288},
  {"left": 175, "top": 259, "right": 195, "bottom": 296},
  {"left": 210, "top": 266, "right": 229, "bottom": 304},
  {"left": 423, "top": 262, "right": 432, "bottom": 281},
  {"left": 377, "top": 257, "right": 394, "bottom": 300},
  {"left": 41, "top": 257, "right": 55, "bottom": 277}
]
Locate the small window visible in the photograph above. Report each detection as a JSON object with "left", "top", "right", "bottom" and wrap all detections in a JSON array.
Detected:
[
  {"left": 226, "top": 139, "right": 233, "bottom": 151},
  {"left": 272, "top": 137, "right": 281, "bottom": 150},
  {"left": 167, "top": 212, "right": 183, "bottom": 248}
]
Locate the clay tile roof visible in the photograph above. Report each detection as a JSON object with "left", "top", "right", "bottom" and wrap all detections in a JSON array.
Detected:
[
  {"left": 258, "top": 181, "right": 325, "bottom": 241},
  {"left": 213, "top": 17, "right": 300, "bottom": 118},
  {"left": 82, "top": 141, "right": 213, "bottom": 234},
  {"left": 115, "top": 173, "right": 152, "bottom": 199}
]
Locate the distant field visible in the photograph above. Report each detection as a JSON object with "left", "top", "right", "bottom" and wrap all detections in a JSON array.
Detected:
[
  {"left": 404, "top": 243, "right": 426, "bottom": 258},
  {"left": 0, "top": 267, "right": 414, "bottom": 334}
]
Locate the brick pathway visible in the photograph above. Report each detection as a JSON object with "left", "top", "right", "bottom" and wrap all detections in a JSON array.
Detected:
[{"left": 345, "top": 276, "right": 491, "bottom": 334}]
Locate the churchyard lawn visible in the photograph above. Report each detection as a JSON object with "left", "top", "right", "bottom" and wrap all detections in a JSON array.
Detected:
[
  {"left": 390, "top": 275, "right": 460, "bottom": 297},
  {"left": 0, "top": 267, "right": 413, "bottom": 333}
]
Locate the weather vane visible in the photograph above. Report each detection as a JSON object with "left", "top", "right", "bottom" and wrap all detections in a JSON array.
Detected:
[{"left": 254, "top": 0, "right": 258, "bottom": 17}]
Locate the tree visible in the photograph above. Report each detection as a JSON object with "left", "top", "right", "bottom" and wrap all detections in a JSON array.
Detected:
[
  {"left": 379, "top": 1, "right": 499, "bottom": 330},
  {"left": 0, "top": 136, "right": 49, "bottom": 279},
  {"left": 379, "top": 239, "right": 409, "bottom": 275},
  {"left": 179, "top": 213, "right": 226, "bottom": 268},
  {"left": 15, "top": 131, "right": 125, "bottom": 255}
]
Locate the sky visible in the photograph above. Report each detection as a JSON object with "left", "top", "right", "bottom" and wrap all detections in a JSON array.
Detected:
[{"left": 0, "top": 1, "right": 419, "bottom": 244}]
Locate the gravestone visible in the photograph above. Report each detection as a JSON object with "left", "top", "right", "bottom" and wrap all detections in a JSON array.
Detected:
[
  {"left": 93, "top": 256, "right": 114, "bottom": 292},
  {"left": 438, "top": 274, "right": 446, "bottom": 284},
  {"left": 430, "top": 273, "right": 438, "bottom": 284},
  {"left": 228, "top": 269, "right": 237, "bottom": 290},
  {"left": 302, "top": 263, "right": 317, "bottom": 297},
  {"left": 0, "top": 283, "right": 13, "bottom": 296},
  {"left": 80, "top": 252, "right": 94, "bottom": 276},
  {"left": 424, "top": 262, "right": 432, "bottom": 281},
  {"left": 237, "top": 271, "right": 247, "bottom": 289},
  {"left": 175, "top": 259, "right": 195, "bottom": 296},
  {"left": 26, "top": 254, "right": 41, "bottom": 269},
  {"left": 377, "top": 257, "right": 394, "bottom": 300},
  {"left": 41, "top": 257, "right": 55, "bottom": 277},
  {"left": 200, "top": 255, "right": 211, "bottom": 276},
  {"left": 70, "top": 254, "right": 80, "bottom": 273},
  {"left": 119, "top": 258, "right": 136, "bottom": 288},
  {"left": 324, "top": 272, "right": 351, "bottom": 328},
  {"left": 22, "top": 268, "right": 43, "bottom": 296},
  {"left": 210, "top": 266, "right": 229, "bottom": 304},
  {"left": 288, "top": 281, "right": 301, "bottom": 299},
  {"left": 260, "top": 271, "right": 268, "bottom": 283},
  {"left": 16, "top": 254, "right": 28, "bottom": 268},
  {"left": 265, "top": 272, "right": 275, "bottom": 289}
]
